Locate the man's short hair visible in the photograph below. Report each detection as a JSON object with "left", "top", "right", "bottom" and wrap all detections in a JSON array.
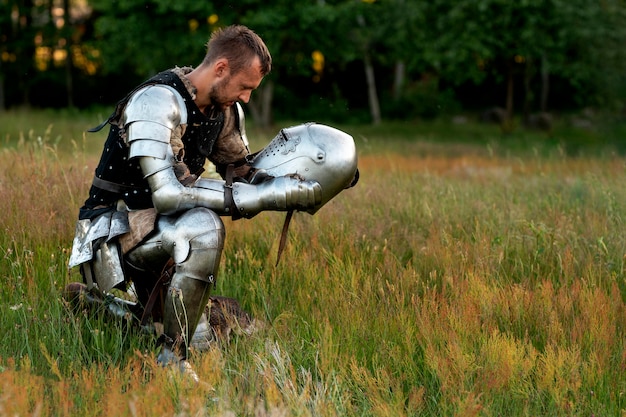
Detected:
[{"left": 204, "top": 25, "right": 272, "bottom": 76}]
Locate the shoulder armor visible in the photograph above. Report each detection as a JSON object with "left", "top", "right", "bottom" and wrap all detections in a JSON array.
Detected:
[
  {"left": 122, "top": 84, "right": 188, "bottom": 129},
  {"left": 123, "top": 85, "right": 188, "bottom": 160}
]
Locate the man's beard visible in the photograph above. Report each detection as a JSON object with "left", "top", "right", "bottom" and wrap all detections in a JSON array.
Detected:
[{"left": 209, "top": 77, "right": 233, "bottom": 111}]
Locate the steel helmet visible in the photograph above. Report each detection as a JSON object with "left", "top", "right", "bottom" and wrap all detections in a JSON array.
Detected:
[{"left": 249, "top": 123, "right": 358, "bottom": 214}]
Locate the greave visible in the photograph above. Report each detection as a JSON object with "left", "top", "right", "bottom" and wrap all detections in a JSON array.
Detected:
[
  {"left": 160, "top": 210, "right": 224, "bottom": 359},
  {"left": 161, "top": 249, "right": 218, "bottom": 358}
]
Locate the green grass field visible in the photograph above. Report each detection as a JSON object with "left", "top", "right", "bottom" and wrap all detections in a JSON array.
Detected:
[{"left": 0, "top": 108, "right": 625, "bottom": 416}]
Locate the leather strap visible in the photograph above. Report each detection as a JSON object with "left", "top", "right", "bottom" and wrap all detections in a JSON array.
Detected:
[
  {"left": 275, "top": 210, "right": 293, "bottom": 266},
  {"left": 92, "top": 176, "right": 139, "bottom": 194},
  {"left": 140, "top": 258, "right": 175, "bottom": 326},
  {"left": 224, "top": 164, "right": 241, "bottom": 219},
  {"left": 87, "top": 117, "right": 112, "bottom": 133}
]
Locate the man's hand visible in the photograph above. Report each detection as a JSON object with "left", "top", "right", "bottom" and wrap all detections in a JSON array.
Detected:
[{"left": 281, "top": 175, "right": 322, "bottom": 211}]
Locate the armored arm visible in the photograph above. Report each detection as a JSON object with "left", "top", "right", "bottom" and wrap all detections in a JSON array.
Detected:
[
  {"left": 141, "top": 157, "right": 320, "bottom": 218},
  {"left": 217, "top": 176, "right": 321, "bottom": 218},
  {"left": 123, "top": 85, "right": 320, "bottom": 217}
]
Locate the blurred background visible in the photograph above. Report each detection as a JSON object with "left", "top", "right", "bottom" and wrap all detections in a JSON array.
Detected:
[{"left": 1, "top": 0, "right": 625, "bottom": 129}]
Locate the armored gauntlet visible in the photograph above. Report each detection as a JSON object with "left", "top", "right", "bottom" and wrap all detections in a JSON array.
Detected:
[{"left": 231, "top": 175, "right": 322, "bottom": 218}]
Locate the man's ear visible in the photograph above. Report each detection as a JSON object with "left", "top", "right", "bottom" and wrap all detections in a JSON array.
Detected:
[{"left": 214, "top": 59, "right": 229, "bottom": 78}]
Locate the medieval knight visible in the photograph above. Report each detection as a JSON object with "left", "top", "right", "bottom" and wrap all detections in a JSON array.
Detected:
[{"left": 67, "top": 67, "right": 358, "bottom": 378}]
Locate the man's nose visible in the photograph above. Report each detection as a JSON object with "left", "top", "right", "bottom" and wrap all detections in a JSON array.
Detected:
[{"left": 238, "top": 91, "right": 252, "bottom": 103}]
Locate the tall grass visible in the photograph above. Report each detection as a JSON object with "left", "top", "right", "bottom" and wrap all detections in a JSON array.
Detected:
[{"left": 0, "top": 109, "right": 625, "bottom": 416}]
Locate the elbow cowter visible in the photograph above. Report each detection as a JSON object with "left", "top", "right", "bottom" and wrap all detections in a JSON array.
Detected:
[{"left": 150, "top": 174, "right": 189, "bottom": 215}]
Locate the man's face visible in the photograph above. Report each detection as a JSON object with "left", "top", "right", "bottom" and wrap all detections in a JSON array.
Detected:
[{"left": 209, "top": 57, "right": 264, "bottom": 111}]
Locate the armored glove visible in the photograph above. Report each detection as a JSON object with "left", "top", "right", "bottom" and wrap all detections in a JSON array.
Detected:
[{"left": 230, "top": 174, "right": 322, "bottom": 218}]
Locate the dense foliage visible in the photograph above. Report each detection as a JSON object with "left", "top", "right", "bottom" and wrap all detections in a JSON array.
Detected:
[{"left": 1, "top": 0, "right": 625, "bottom": 124}]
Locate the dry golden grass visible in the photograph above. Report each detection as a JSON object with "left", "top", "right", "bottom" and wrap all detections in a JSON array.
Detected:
[{"left": 0, "top": 121, "right": 625, "bottom": 416}]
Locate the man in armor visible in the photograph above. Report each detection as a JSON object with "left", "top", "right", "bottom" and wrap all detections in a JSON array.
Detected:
[{"left": 67, "top": 25, "right": 358, "bottom": 378}]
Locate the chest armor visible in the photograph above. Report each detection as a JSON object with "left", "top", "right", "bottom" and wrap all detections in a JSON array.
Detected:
[{"left": 80, "top": 70, "right": 224, "bottom": 219}]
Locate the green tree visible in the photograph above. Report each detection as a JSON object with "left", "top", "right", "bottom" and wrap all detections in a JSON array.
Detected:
[
  {"left": 0, "top": 0, "right": 97, "bottom": 109},
  {"left": 232, "top": 0, "right": 308, "bottom": 127},
  {"left": 271, "top": 0, "right": 428, "bottom": 125},
  {"left": 1, "top": 0, "right": 39, "bottom": 108},
  {"left": 0, "top": 0, "right": 12, "bottom": 109},
  {"left": 88, "top": 0, "right": 218, "bottom": 78},
  {"left": 423, "top": 0, "right": 626, "bottom": 123},
  {"left": 4, "top": 0, "right": 624, "bottom": 120},
  {"left": 88, "top": 0, "right": 316, "bottom": 127},
  {"left": 550, "top": 0, "right": 626, "bottom": 110}
]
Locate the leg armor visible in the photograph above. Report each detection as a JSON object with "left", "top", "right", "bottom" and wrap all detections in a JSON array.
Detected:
[{"left": 125, "top": 207, "right": 225, "bottom": 360}]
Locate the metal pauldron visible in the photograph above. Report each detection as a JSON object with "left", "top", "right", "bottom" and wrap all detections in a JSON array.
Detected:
[
  {"left": 122, "top": 85, "right": 188, "bottom": 160},
  {"left": 121, "top": 84, "right": 188, "bottom": 129}
]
